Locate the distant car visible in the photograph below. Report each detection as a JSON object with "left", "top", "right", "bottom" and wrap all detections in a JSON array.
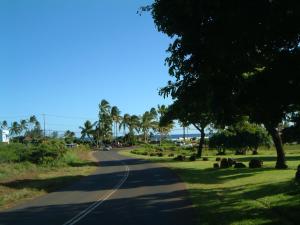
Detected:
[{"left": 102, "top": 145, "right": 112, "bottom": 151}]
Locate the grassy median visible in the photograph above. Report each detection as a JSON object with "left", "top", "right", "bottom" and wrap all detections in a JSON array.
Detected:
[{"left": 120, "top": 145, "right": 300, "bottom": 225}]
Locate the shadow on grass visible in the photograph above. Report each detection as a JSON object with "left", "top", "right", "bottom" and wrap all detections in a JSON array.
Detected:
[
  {"left": 67, "top": 161, "right": 99, "bottom": 167},
  {"left": 190, "top": 180, "right": 300, "bottom": 225},
  {"left": 1, "top": 175, "right": 86, "bottom": 193},
  {"left": 173, "top": 167, "right": 275, "bottom": 185},
  {"left": 234, "top": 155, "right": 300, "bottom": 162}
]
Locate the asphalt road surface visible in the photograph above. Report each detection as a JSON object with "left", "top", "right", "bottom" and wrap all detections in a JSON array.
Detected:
[{"left": 0, "top": 149, "right": 197, "bottom": 225}]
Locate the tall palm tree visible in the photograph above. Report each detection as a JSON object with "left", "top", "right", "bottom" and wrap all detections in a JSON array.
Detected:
[
  {"left": 111, "top": 106, "right": 121, "bottom": 139},
  {"left": 64, "top": 130, "right": 76, "bottom": 144},
  {"left": 99, "top": 99, "right": 112, "bottom": 141},
  {"left": 119, "top": 113, "right": 131, "bottom": 135},
  {"left": 10, "top": 121, "right": 21, "bottom": 137},
  {"left": 20, "top": 119, "right": 28, "bottom": 135},
  {"left": 29, "top": 115, "right": 37, "bottom": 131},
  {"left": 157, "top": 105, "right": 173, "bottom": 144},
  {"left": 1, "top": 120, "right": 8, "bottom": 129},
  {"left": 129, "top": 115, "right": 140, "bottom": 134},
  {"left": 140, "top": 111, "right": 157, "bottom": 143},
  {"left": 79, "top": 120, "right": 95, "bottom": 143}
]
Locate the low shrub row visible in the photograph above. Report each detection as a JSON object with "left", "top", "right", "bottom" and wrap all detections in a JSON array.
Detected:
[{"left": 0, "top": 141, "right": 89, "bottom": 165}]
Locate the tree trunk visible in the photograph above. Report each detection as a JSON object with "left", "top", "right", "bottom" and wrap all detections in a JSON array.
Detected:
[
  {"left": 197, "top": 127, "right": 205, "bottom": 158},
  {"left": 265, "top": 124, "right": 288, "bottom": 169}
]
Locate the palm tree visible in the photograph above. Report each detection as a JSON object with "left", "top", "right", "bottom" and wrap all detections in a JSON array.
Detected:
[
  {"left": 119, "top": 113, "right": 131, "bottom": 135},
  {"left": 64, "top": 130, "right": 76, "bottom": 144},
  {"left": 129, "top": 115, "right": 140, "bottom": 134},
  {"left": 29, "top": 115, "right": 37, "bottom": 131},
  {"left": 111, "top": 106, "right": 121, "bottom": 139},
  {"left": 10, "top": 121, "right": 21, "bottom": 137},
  {"left": 156, "top": 105, "right": 173, "bottom": 144},
  {"left": 99, "top": 99, "right": 112, "bottom": 141},
  {"left": 1, "top": 120, "right": 8, "bottom": 129},
  {"left": 140, "top": 111, "right": 157, "bottom": 143},
  {"left": 79, "top": 120, "right": 95, "bottom": 143},
  {"left": 20, "top": 119, "right": 28, "bottom": 135}
]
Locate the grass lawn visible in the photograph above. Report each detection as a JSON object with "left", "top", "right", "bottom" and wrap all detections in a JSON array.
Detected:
[
  {"left": 0, "top": 150, "right": 98, "bottom": 210},
  {"left": 120, "top": 145, "right": 300, "bottom": 225}
]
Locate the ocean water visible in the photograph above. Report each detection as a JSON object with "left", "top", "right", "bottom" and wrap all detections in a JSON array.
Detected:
[{"left": 151, "top": 133, "right": 200, "bottom": 141}]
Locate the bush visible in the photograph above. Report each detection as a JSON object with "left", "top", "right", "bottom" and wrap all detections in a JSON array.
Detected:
[
  {"left": 28, "top": 141, "right": 67, "bottom": 164},
  {"left": 220, "top": 158, "right": 230, "bottom": 168},
  {"left": 213, "top": 163, "right": 220, "bottom": 169},
  {"left": 228, "top": 158, "right": 236, "bottom": 167},
  {"left": 189, "top": 154, "right": 197, "bottom": 161},
  {"left": 235, "top": 149, "right": 246, "bottom": 155},
  {"left": 295, "top": 165, "right": 300, "bottom": 181},
  {"left": 216, "top": 157, "right": 221, "bottom": 162},
  {"left": 202, "top": 157, "right": 209, "bottom": 161},
  {"left": 174, "top": 155, "right": 186, "bottom": 161},
  {"left": 168, "top": 153, "right": 175, "bottom": 157},
  {"left": 249, "top": 159, "right": 263, "bottom": 168},
  {"left": 156, "top": 152, "right": 163, "bottom": 157},
  {"left": 234, "top": 162, "right": 247, "bottom": 168}
]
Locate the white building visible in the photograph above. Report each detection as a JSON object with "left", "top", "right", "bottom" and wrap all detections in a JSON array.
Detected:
[{"left": 0, "top": 129, "right": 10, "bottom": 143}]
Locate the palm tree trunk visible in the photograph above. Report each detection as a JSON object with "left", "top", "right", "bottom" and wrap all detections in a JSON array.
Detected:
[
  {"left": 265, "top": 124, "right": 288, "bottom": 169},
  {"left": 197, "top": 127, "right": 205, "bottom": 158}
]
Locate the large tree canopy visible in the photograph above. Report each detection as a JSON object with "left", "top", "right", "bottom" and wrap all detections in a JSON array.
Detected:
[{"left": 149, "top": 0, "right": 300, "bottom": 168}]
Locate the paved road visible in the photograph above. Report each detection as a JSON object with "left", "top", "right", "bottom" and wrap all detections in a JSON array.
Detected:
[{"left": 0, "top": 150, "right": 197, "bottom": 225}]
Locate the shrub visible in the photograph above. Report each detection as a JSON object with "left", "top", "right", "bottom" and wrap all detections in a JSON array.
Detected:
[
  {"left": 202, "top": 157, "right": 209, "bottom": 161},
  {"left": 228, "top": 158, "right": 236, "bottom": 167},
  {"left": 28, "top": 141, "right": 67, "bottom": 164},
  {"left": 249, "top": 159, "right": 263, "bottom": 168},
  {"left": 156, "top": 152, "right": 163, "bottom": 157},
  {"left": 295, "top": 165, "right": 300, "bottom": 181},
  {"left": 220, "top": 158, "right": 229, "bottom": 168},
  {"left": 216, "top": 157, "right": 221, "bottom": 162},
  {"left": 213, "top": 163, "right": 220, "bottom": 169},
  {"left": 174, "top": 155, "right": 185, "bottom": 161},
  {"left": 189, "top": 154, "right": 197, "bottom": 161},
  {"left": 168, "top": 153, "right": 175, "bottom": 157},
  {"left": 235, "top": 149, "right": 246, "bottom": 155},
  {"left": 234, "top": 162, "right": 247, "bottom": 168}
]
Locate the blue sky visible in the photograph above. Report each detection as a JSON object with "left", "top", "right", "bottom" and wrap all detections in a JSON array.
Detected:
[{"left": 0, "top": 0, "right": 182, "bottom": 134}]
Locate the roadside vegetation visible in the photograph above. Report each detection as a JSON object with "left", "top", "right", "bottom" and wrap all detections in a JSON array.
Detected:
[
  {"left": 0, "top": 116, "right": 97, "bottom": 210},
  {"left": 0, "top": 142, "right": 96, "bottom": 210},
  {"left": 122, "top": 142, "right": 300, "bottom": 225}
]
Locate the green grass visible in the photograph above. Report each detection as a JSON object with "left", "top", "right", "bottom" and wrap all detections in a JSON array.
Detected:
[
  {"left": 0, "top": 150, "right": 97, "bottom": 210},
  {"left": 120, "top": 144, "right": 300, "bottom": 225}
]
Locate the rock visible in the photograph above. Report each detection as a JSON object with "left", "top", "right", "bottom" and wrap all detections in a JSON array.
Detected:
[
  {"left": 296, "top": 165, "right": 300, "bottom": 181},
  {"left": 156, "top": 152, "right": 163, "bottom": 157},
  {"left": 234, "top": 162, "right": 247, "bottom": 168},
  {"left": 228, "top": 158, "right": 236, "bottom": 167},
  {"left": 249, "top": 159, "right": 263, "bottom": 168},
  {"left": 174, "top": 155, "right": 185, "bottom": 161},
  {"left": 213, "top": 163, "right": 220, "bottom": 169},
  {"left": 220, "top": 158, "right": 229, "bottom": 168},
  {"left": 189, "top": 154, "right": 197, "bottom": 161}
]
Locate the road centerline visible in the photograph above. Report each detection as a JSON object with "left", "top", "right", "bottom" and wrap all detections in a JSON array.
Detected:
[{"left": 62, "top": 153, "right": 130, "bottom": 225}]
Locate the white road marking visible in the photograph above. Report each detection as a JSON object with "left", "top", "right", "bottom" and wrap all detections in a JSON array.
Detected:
[{"left": 62, "top": 153, "right": 130, "bottom": 225}]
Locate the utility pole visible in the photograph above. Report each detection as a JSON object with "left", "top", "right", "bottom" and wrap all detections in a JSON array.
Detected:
[{"left": 42, "top": 113, "right": 46, "bottom": 138}]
